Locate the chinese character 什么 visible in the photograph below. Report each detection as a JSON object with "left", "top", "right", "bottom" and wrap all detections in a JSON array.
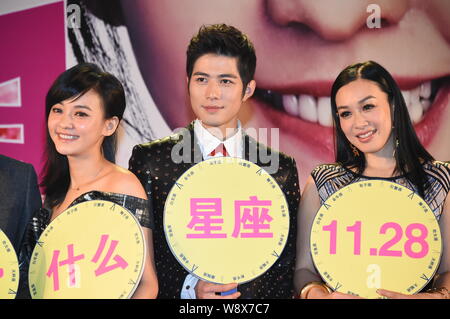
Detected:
[{"left": 46, "top": 236, "right": 129, "bottom": 291}]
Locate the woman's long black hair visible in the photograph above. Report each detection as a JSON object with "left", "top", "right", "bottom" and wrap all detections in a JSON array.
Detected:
[
  {"left": 42, "top": 63, "right": 125, "bottom": 208},
  {"left": 330, "top": 61, "right": 434, "bottom": 197}
]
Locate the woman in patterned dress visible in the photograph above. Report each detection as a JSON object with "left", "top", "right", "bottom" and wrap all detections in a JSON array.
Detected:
[{"left": 295, "top": 61, "right": 449, "bottom": 299}]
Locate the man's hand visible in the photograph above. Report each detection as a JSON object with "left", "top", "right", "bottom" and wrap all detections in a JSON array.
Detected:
[{"left": 195, "top": 280, "right": 241, "bottom": 299}]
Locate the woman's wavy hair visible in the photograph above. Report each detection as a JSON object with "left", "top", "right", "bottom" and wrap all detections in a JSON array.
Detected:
[{"left": 330, "top": 61, "right": 433, "bottom": 196}]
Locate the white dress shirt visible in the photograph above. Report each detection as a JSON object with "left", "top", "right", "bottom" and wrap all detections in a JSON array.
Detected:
[
  {"left": 181, "top": 119, "right": 244, "bottom": 298},
  {"left": 193, "top": 119, "right": 243, "bottom": 159}
]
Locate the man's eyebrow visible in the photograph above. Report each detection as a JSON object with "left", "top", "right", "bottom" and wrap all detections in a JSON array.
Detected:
[
  {"left": 193, "top": 71, "right": 210, "bottom": 77},
  {"left": 192, "top": 72, "right": 238, "bottom": 79},
  {"left": 218, "top": 74, "right": 238, "bottom": 78}
]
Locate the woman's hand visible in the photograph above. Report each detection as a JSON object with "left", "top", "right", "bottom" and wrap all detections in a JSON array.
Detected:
[
  {"left": 306, "top": 286, "right": 363, "bottom": 299},
  {"left": 377, "top": 289, "right": 448, "bottom": 299}
]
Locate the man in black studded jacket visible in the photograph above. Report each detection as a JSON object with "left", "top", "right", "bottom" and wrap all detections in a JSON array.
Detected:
[{"left": 129, "top": 24, "right": 300, "bottom": 299}]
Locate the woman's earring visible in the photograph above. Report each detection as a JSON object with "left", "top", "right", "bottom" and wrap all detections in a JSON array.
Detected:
[
  {"left": 351, "top": 144, "right": 360, "bottom": 156},
  {"left": 393, "top": 138, "right": 399, "bottom": 157}
]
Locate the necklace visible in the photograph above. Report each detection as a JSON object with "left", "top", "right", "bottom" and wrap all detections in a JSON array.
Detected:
[{"left": 70, "top": 165, "right": 105, "bottom": 191}]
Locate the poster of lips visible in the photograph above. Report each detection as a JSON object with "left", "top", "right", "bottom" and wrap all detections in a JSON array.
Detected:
[{"left": 1, "top": 0, "right": 449, "bottom": 189}]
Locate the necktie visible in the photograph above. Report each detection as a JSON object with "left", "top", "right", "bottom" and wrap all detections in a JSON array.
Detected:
[{"left": 208, "top": 143, "right": 229, "bottom": 157}]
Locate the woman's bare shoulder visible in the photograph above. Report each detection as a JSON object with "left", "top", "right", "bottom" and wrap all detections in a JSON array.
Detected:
[{"left": 106, "top": 164, "right": 147, "bottom": 199}]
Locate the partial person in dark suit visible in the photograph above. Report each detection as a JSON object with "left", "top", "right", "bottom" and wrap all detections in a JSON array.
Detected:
[
  {"left": 0, "top": 154, "right": 41, "bottom": 254},
  {"left": 129, "top": 24, "right": 300, "bottom": 299},
  {"left": 0, "top": 154, "right": 41, "bottom": 299}
]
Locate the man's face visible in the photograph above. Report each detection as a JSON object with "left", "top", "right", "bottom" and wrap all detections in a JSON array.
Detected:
[{"left": 188, "top": 53, "right": 254, "bottom": 137}]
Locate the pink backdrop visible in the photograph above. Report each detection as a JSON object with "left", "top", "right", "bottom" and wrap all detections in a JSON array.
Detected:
[{"left": 0, "top": 2, "right": 66, "bottom": 175}]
